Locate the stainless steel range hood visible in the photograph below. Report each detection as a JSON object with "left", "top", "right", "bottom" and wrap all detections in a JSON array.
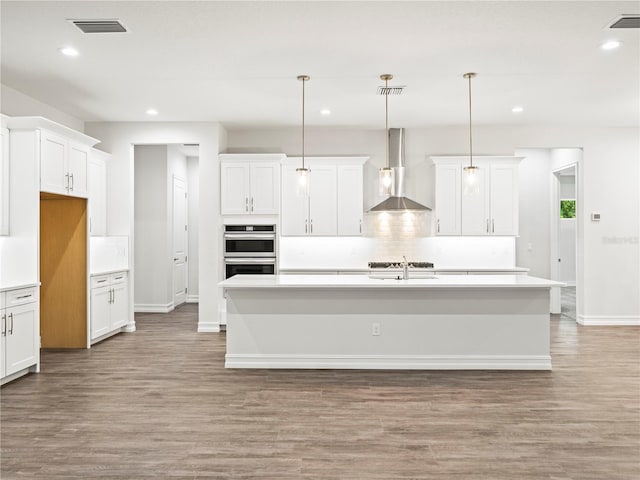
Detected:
[{"left": 369, "top": 128, "right": 431, "bottom": 212}]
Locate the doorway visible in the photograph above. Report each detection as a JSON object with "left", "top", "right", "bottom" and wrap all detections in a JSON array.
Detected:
[
  {"left": 133, "top": 144, "right": 199, "bottom": 313},
  {"left": 551, "top": 162, "right": 579, "bottom": 321}
]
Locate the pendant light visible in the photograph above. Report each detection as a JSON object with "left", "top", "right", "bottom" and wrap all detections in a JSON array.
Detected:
[
  {"left": 378, "top": 74, "right": 395, "bottom": 197},
  {"left": 463, "top": 72, "right": 479, "bottom": 194},
  {"left": 296, "top": 75, "right": 310, "bottom": 197}
]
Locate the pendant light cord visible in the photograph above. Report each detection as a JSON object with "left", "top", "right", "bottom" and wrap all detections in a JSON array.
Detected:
[
  {"left": 302, "top": 77, "right": 306, "bottom": 170},
  {"left": 464, "top": 72, "right": 476, "bottom": 169},
  {"left": 385, "top": 76, "right": 389, "bottom": 169}
]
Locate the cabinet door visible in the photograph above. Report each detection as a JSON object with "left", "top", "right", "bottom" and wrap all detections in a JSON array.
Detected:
[
  {"left": 309, "top": 165, "right": 337, "bottom": 236},
  {"left": 280, "top": 165, "right": 309, "bottom": 236},
  {"left": 461, "top": 161, "right": 490, "bottom": 235},
  {"left": 0, "top": 126, "right": 9, "bottom": 236},
  {"left": 40, "top": 131, "right": 68, "bottom": 195},
  {"left": 250, "top": 163, "right": 279, "bottom": 214},
  {"left": 91, "top": 286, "right": 111, "bottom": 339},
  {"left": 490, "top": 163, "right": 519, "bottom": 235},
  {"left": 337, "top": 165, "right": 363, "bottom": 236},
  {"left": 68, "top": 143, "right": 89, "bottom": 198},
  {"left": 221, "top": 163, "right": 250, "bottom": 215},
  {"left": 88, "top": 157, "right": 107, "bottom": 235},
  {"left": 435, "top": 164, "right": 461, "bottom": 235},
  {"left": 110, "top": 280, "right": 128, "bottom": 330},
  {"left": 4, "top": 302, "right": 37, "bottom": 376}
]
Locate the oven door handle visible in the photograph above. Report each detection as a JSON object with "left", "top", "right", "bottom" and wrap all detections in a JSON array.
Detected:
[
  {"left": 223, "top": 234, "right": 275, "bottom": 240},
  {"left": 224, "top": 258, "right": 277, "bottom": 264}
]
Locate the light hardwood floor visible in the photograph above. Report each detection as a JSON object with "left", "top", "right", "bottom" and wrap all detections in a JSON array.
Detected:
[{"left": 1, "top": 303, "right": 639, "bottom": 479}]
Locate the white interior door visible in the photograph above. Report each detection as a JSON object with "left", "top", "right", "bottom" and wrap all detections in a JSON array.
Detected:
[{"left": 172, "top": 176, "right": 188, "bottom": 307}]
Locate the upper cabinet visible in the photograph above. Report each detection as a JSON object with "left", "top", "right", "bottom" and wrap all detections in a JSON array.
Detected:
[
  {"left": 1, "top": 118, "right": 9, "bottom": 236},
  {"left": 88, "top": 148, "right": 109, "bottom": 236},
  {"left": 40, "top": 131, "right": 93, "bottom": 198},
  {"left": 220, "top": 154, "right": 283, "bottom": 216},
  {"left": 431, "top": 156, "right": 522, "bottom": 236},
  {"left": 281, "top": 157, "right": 367, "bottom": 237}
]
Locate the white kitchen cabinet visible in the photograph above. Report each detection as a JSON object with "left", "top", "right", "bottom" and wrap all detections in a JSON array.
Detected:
[
  {"left": 220, "top": 154, "right": 283, "bottom": 215},
  {"left": 432, "top": 156, "right": 522, "bottom": 236},
  {"left": 40, "top": 130, "right": 90, "bottom": 198},
  {"left": 90, "top": 272, "right": 128, "bottom": 342},
  {"left": 88, "top": 149, "right": 108, "bottom": 236},
  {"left": 434, "top": 161, "right": 461, "bottom": 235},
  {"left": 281, "top": 157, "right": 368, "bottom": 237},
  {"left": 337, "top": 165, "right": 364, "bottom": 235},
  {"left": 0, "top": 121, "right": 9, "bottom": 236},
  {"left": 1, "top": 286, "right": 39, "bottom": 384}
]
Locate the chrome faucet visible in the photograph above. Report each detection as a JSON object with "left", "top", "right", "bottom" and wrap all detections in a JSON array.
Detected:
[{"left": 402, "top": 256, "right": 409, "bottom": 280}]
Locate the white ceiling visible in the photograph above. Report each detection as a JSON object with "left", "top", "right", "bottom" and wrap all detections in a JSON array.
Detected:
[{"left": 1, "top": 1, "right": 638, "bottom": 129}]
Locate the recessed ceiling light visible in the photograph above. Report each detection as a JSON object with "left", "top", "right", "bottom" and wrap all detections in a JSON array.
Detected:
[
  {"left": 320, "top": 109, "right": 331, "bottom": 116},
  {"left": 59, "top": 46, "right": 79, "bottom": 57},
  {"left": 601, "top": 40, "right": 622, "bottom": 50},
  {"left": 512, "top": 106, "right": 524, "bottom": 113},
  {"left": 146, "top": 108, "right": 158, "bottom": 116}
]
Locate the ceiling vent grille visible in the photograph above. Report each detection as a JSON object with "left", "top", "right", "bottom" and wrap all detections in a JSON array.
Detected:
[
  {"left": 608, "top": 15, "right": 640, "bottom": 29},
  {"left": 377, "top": 85, "right": 405, "bottom": 95},
  {"left": 71, "top": 20, "right": 127, "bottom": 33}
]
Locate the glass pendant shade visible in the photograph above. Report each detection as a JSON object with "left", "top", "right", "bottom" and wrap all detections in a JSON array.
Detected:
[
  {"left": 378, "top": 167, "right": 395, "bottom": 196},
  {"left": 296, "top": 167, "right": 309, "bottom": 197},
  {"left": 463, "top": 165, "right": 480, "bottom": 195}
]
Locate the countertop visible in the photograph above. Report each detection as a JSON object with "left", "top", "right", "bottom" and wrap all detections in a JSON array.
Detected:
[
  {"left": 0, "top": 282, "right": 40, "bottom": 293},
  {"left": 278, "top": 267, "right": 530, "bottom": 273},
  {"left": 90, "top": 268, "right": 129, "bottom": 277},
  {"left": 220, "top": 274, "right": 562, "bottom": 289}
]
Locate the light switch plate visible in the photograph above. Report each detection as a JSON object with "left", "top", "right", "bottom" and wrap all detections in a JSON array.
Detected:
[{"left": 591, "top": 212, "right": 601, "bottom": 221}]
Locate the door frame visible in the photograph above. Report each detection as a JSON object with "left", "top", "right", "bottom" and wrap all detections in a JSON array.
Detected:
[{"left": 172, "top": 174, "right": 188, "bottom": 309}]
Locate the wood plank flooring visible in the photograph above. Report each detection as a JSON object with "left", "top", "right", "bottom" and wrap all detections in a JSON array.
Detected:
[{"left": 1, "top": 304, "right": 639, "bottom": 479}]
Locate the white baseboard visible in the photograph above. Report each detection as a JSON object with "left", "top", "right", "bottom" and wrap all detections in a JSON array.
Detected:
[
  {"left": 186, "top": 295, "right": 199, "bottom": 303},
  {"left": 134, "top": 302, "right": 174, "bottom": 313},
  {"left": 577, "top": 315, "right": 640, "bottom": 326},
  {"left": 197, "top": 321, "right": 220, "bottom": 333},
  {"left": 225, "top": 354, "right": 552, "bottom": 370}
]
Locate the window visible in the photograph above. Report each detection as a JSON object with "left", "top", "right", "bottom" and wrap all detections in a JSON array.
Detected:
[{"left": 560, "top": 199, "right": 576, "bottom": 219}]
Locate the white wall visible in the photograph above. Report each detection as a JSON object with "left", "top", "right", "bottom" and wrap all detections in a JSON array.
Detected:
[
  {"left": 84, "top": 122, "right": 224, "bottom": 332},
  {"left": 134, "top": 145, "right": 171, "bottom": 310},
  {"left": 228, "top": 125, "right": 640, "bottom": 323},
  {"left": 1, "top": 84, "right": 84, "bottom": 132},
  {"left": 187, "top": 156, "right": 199, "bottom": 300}
]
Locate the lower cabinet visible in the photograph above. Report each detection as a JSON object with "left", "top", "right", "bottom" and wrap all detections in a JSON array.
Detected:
[
  {"left": 1, "top": 286, "right": 39, "bottom": 384},
  {"left": 91, "top": 272, "right": 128, "bottom": 342}
]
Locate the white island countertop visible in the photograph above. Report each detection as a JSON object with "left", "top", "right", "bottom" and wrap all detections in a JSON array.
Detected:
[{"left": 220, "top": 274, "right": 563, "bottom": 289}]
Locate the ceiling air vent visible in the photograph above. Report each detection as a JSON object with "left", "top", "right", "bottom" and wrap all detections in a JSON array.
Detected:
[
  {"left": 377, "top": 85, "right": 405, "bottom": 95},
  {"left": 608, "top": 14, "right": 640, "bottom": 29},
  {"left": 71, "top": 20, "right": 127, "bottom": 33}
]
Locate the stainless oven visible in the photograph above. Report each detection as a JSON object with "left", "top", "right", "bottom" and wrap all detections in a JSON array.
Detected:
[{"left": 223, "top": 225, "right": 277, "bottom": 279}]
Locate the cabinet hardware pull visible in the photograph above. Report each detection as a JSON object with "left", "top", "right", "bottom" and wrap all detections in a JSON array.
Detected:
[
  {"left": 16, "top": 294, "right": 33, "bottom": 299},
  {"left": 310, "top": 219, "right": 313, "bottom": 234},
  {"left": 65, "top": 173, "right": 70, "bottom": 190},
  {"left": 70, "top": 173, "right": 74, "bottom": 191},
  {"left": 486, "top": 219, "right": 489, "bottom": 233},
  {"left": 305, "top": 219, "right": 308, "bottom": 234},
  {"left": 97, "top": 279, "right": 107, "bottom": 283},
  {"left": 492, "top": 219, "right": 495, "bottom": 233},
  {"left": 359, "top": 219, "right": 362, "bottom": 234},
  {"left": 1, "top": 314, "right": 5, "bottom": 336},
  {"left": 245, "top": 197, "right": 249, "bottom": 212},
  {"left": 115, "top": 276, "right": 123, "bottom": 280},
  {"left": 9, "top": 313, "right": 13, "bottom": 335},
  {"left": 437, "top": 219, "right": 440, "bottom": 233},
  {"left": 250, "top": 197, "right": 254, "bottom": 212}
]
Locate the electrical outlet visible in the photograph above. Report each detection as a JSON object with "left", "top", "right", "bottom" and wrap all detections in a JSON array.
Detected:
[{"left": 372, "top": 323, "right": 381, "bottom": 336}]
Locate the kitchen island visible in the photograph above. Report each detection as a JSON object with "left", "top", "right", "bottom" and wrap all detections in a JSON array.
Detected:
[{"left": 219, "top": 274, "right": 563, "bottom": 370}]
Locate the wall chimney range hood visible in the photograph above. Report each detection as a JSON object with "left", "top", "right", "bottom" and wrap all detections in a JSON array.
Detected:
[{"left": 369, "top": 128, "right": 431, "bottom": 212}]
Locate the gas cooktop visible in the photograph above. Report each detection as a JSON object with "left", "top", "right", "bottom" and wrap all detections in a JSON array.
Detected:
[{"left": 368, "top": 261, "right": 434, "bottom": 269}]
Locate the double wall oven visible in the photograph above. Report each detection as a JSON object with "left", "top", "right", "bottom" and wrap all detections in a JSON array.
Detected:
[{"left": 223, "top": 225, "right": 277, "bottom": 279}]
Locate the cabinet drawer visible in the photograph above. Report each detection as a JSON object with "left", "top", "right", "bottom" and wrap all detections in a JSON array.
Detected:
[
  {"left": 5, "top": 287, "right": 38, "bottom": 307},
  {"left": 91, "top": 275, "right": 110, "bottom": 288},
  {"left": 110, "top": 272, "right": 127, "bottom": 284}
]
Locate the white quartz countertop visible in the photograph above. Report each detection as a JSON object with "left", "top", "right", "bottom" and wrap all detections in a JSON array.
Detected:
[
  {"left": 278, "top": 267, "right": 530, "bottom": 273},
  {"left": 0, "top": 282, "right": 40, "bottom": 293},
  {"left": 90, "top": 268, "right": 129, "bottom": 277},
  {"left": 220, "top": 274, "right": 562, "bottom": 289}
]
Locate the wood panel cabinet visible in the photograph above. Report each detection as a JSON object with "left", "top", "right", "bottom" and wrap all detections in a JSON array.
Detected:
[
  {"left": 91, "top": 271, "right": 128, "bottom": 342},
  {"left": 281, "top": 157, "right": 367, "bottom": 237},
  {"left": 1, "top": 286, "right": 39, "bottom": 384},
  {"left": 220, "top": 154, "right": 283, "bottom": 215},
  {"left": 432, "top": 156, "right": 522, "bottom": 236}
]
